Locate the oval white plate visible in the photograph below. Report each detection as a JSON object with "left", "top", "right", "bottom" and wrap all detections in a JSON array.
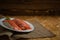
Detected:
[{"left": 0, "top": 18, "right": 34, "bottom": 32}]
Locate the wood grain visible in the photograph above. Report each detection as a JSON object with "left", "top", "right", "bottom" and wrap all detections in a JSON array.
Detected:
[
  {"left": 0, "top": 0, "right": 60, "bottom": 15},
  {"left": 6, "top": 16, "right": 60, "bottom": 40}
]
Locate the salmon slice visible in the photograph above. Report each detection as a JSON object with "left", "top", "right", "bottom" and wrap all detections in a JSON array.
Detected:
[
  {"left": 13, "top": 19, "right": 31, "bottom": 30},
  {"left": 3, "top": 20, "right": 22, "bottom": 30}
]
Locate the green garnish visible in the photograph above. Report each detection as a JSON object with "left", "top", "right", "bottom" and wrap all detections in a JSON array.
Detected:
[{"left": 6, "top": 16, "right": 10, "bottom": 20}]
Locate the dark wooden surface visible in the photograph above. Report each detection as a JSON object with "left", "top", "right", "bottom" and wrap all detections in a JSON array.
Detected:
[
  {"left": 0, "top": 0, "right": 60, "bottom": 40},
  {"left": 0, "top": 0, "right": 60, "bottom": 15},
  {"left": 0, "top": 35, "right": 10, "bottom": 40}
]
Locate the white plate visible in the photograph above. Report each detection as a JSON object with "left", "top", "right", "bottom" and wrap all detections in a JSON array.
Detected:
[{"left": 0, "top": 18, "right": 34, "bottom": 32}]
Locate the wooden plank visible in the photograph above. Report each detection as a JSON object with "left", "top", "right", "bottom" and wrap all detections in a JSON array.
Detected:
[{"left": 12, "top": 18, "right": 55, "bottom": 39}]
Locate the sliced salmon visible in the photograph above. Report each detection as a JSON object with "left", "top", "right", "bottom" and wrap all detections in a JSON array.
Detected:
[{"left": 13, "top": 19, "right": 31, "bottom": 30}]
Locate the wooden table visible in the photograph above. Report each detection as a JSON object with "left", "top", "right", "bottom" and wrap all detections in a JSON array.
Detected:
[{"left": 0, "top": 15, "right": 55, "bottom": 40}]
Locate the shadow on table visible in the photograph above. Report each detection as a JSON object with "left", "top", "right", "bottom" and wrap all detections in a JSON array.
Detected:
[{"left": 0, "top": 35, "right": 10, "bottom": 40}]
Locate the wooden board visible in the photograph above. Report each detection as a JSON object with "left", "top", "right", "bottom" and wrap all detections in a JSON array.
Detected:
[
  {"left": 0, "top": 15, "right": 56, "bottom": 40},
  {"left": 12, "top": 18, "right": 55, "bottom": 39}
]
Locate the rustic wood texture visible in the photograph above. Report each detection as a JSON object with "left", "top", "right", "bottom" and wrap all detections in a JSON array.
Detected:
[
  {"left": 0, "top": 0, "right": 60, "bottom": 40},
  {"left": 0, "top": 15, "right": 60, "bottom": 40},
  {"left": 9, "top": 16, "right": 60, "bottom": 40},
  {"left": 0, "top": 0, "right": 60, "bottom": 9},
  {"left": 0, "top": 0, "right": 60, "bottom": 15},
  {"left": 12, "top": 18, "right": 55, "bottom": 39}
]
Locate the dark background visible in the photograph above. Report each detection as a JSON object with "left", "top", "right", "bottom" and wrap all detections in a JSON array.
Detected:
[{"left": 0, "top": 0, "right": 60, "bottom": 15}]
